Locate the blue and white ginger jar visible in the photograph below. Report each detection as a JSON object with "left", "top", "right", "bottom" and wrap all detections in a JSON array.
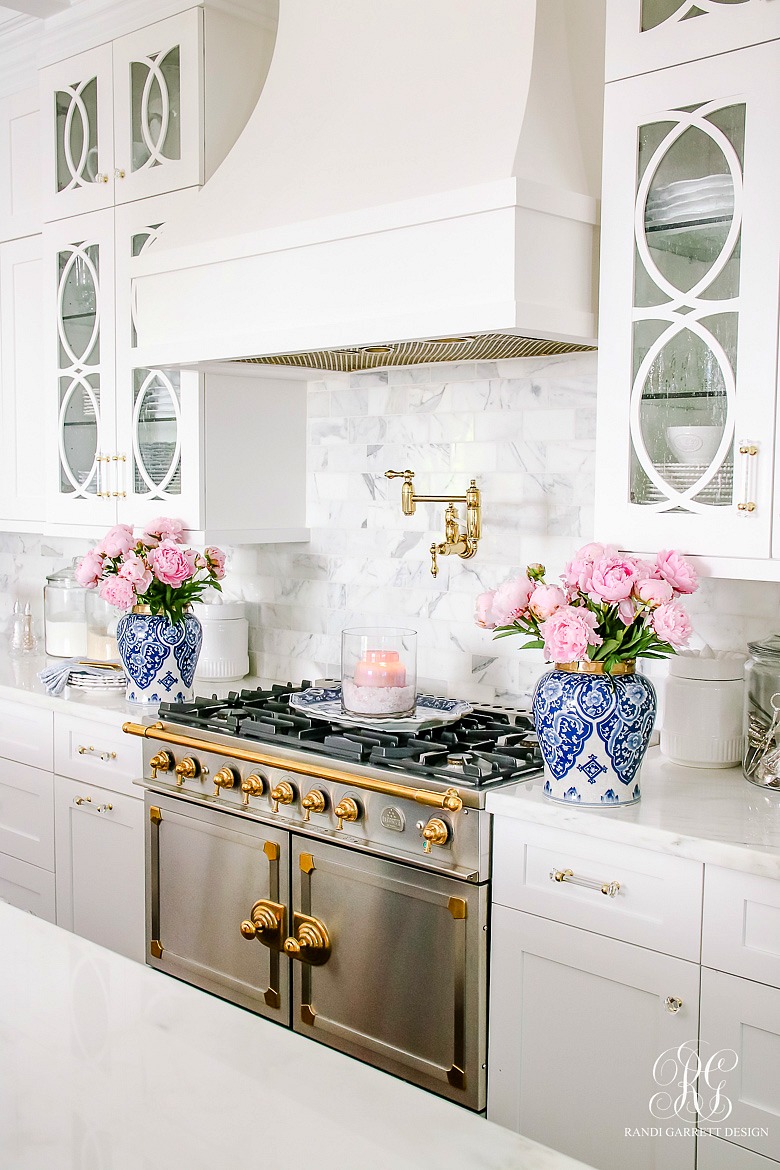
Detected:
[
  {"left": 116, "top": 608, "right": 203, "bottom": 704},
  {"left": 532, "top": 661, "right": 656, "bottom": 806}
]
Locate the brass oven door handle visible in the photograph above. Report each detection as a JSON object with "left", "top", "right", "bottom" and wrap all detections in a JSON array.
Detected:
[
  {"left": 283, "top": 912, "right": 332, "bottom": 965},
  {"left": 240, "top": 900, "right": 286, "bottom": 950}
]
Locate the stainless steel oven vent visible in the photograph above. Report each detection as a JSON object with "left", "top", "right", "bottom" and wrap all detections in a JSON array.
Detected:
[{"left": 235, "top": 333, "right": 595, "bottom": 373}]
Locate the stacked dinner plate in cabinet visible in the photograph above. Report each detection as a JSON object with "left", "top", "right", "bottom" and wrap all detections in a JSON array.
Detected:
[
  {"left": 645, "top": 175, "right": 734, "bottom": 229},
  {"left": 638, "top": 462, "right": 733, "bottom": 505}
]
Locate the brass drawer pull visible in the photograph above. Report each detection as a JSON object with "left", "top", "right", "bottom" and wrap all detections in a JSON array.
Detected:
[
  {"left": 73, "top": 795, "right": 91, "bottom": 806},
  {"left": 95, "top": 803, "right": 113, "bottom": 813},
  {"left": 240, "top": 899, "right": 286, "bottom": 950},
  {"left": 283, "top": 912, "right": 331, "bottom": 965},
  {"left": 665, "top": 996, "right": 683, "bottom": 1014},
  {"left": 550, "top": 867, "right": 621, "bottom": 898},
  {"left": 77, "top": 745, "right": 117, "bottom": 762}
]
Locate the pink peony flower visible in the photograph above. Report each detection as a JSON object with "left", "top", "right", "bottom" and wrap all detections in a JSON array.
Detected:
[
  {"left": 651, "top": 600, "right": 693, "bottom": 649},
  {"left": 655, "top": 549, "right": 698, "bottom": 595},
  {"left": 99, "top": 524, "right": 135, "bottom": 559},
  {"left": 491, "top": 575, "right": 534, "bottom": 626},
  {"left": 617, "top": 598, "right": 636, "bottom": 626},
  {"left": 75, "top": 550, "right": 104, "bottom": 589},
  {"left": 528, "top": 584, "right": 567, "bottom": 620},
  {"left": 99, "top": 575, "right": 136, "bottom": 610},
  {"left": 142, "top": 516, "right": 186, "bottom": 547},
  {"left": 118, "top": 551, "right": 153, "bottom": 595},
  {"left": 205, "top": 546, "right": 226, "bottom": 581},
  {"left": 635, "top": 577, "right": 673, "bottom": 608},
  {"left": 150, "top": 540, "right": 197, "bottom": 587},
  {"left": 540, "top": 605, "right": 603, "bottom": 663},
  {"left": 562, "top": 544, "right": 617, "bottom": 594},
  {"left": 475, "top": 590, "right": 497, "bottom": 630},
  {"left": 589, "top": 556, "right": 638, "bottom": 603}
]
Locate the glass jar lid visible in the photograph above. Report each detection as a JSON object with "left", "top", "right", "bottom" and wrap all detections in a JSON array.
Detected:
[
  {"left": 45, "top": 562, "right": 85, "bottom": 590},
  {"left": 747, "top": 633, "right": 780, "bottom": 660}
]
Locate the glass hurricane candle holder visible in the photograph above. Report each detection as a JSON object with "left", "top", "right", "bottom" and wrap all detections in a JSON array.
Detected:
[{"left": 341, "top": 627, "right": 417, "bottom": 719}]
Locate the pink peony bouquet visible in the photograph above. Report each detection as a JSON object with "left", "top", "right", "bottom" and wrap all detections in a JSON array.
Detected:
[
  {"left": 475, "top": 543, "right": 698, "bottom": 671},
  {"left": 75, "top": 517, "right": 226, "bottom": 625}
]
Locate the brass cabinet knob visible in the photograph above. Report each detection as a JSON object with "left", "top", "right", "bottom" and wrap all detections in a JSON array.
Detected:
[
  {"left": 213, "top": 766, "right": 238, "bottom": 796},
  {"left": 334, "top": 796, "right": 360, "bottom": 830},
  {"left": 240, "top": 899, "right": 285, "bottom": 949},
  {"left": 422, "top": 817, "right": 450, "bottom": 853},
  {"left": 283, "top": 912, "right": 331, "bottom": 965},
  {"left": 150, "top": 750, "right": 174, "bottom": 778},
  {"left": 270, "top": 780, "right": 295, "bottom": 812},
  {"left": 174, "top": 757, "right": 200, "bottom": 785},
  {"left": 241, "top": 774, "right": 265, "bottom": 806},
  {"left": 301, "top": 789, "right": 327, "bottom": 821}
]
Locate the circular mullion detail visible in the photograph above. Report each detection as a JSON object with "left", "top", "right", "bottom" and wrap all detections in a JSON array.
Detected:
[
  {"left": 662, "top": 0, "right": 751, "bottom": 22},
  {"left": 139, "top": 55, "right": 170, "bottom": 167},
  {"left": 61, "top": 87, "right": 90, "bottom": 191},
  {"left": 131, "top": 370, "right": 181, "bottom": 496},
  {"left": 634, "top": 110, "right": 743, "bottom": 306},
  {"left": 57, "top": 245, "right": 100, "bottom": 368},
  {"left": 629, "top": 316, "right": 736, "bottom": 509},
  {"left": 58, "top": 375, "right": 100, "bottom": 496}
]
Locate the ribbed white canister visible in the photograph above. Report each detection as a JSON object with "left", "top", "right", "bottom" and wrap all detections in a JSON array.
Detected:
[
  {"left": 660, "top": 650, "right": 746, "bottom": 769},
  {"left": 191, "top": 600, "right": 249, "bottom": 682}
]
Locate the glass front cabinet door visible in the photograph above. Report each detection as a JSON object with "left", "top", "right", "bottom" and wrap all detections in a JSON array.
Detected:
[
  {"left": 596, "top": 42, "right": 780, "bottom": 559},
  {"left": 606, "top": 0, "right": 780, "bottom": 81}
]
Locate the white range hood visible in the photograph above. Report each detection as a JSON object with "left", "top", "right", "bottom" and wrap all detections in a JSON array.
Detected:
[{"left": 130, "top": 0, "right": 604, "bottom": 371}]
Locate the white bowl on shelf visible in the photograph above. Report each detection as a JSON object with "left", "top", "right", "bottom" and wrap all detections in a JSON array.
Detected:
[{"left": 665, "top": 425, "right": 722, "bottom": 466}]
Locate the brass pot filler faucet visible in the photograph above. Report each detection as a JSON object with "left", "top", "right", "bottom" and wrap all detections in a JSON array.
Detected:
[{"left": 385, "top": 469, "right": 481, "bottom": 577}]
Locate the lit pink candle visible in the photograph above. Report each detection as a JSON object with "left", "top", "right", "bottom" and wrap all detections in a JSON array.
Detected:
[{"left": 353, "top": 649, "right": 407, "bottom": 688}]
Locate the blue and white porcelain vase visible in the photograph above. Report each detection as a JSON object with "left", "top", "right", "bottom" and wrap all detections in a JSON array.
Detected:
[
  {"left": 532, "top": 661, "right": 656, "bottom": 806},
  {"left": 116, "top": 607, "right": 203, "bottom": 704}
]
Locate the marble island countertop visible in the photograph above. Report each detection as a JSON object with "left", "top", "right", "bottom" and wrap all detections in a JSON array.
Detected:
[
  {"left": 487, "top": 749, "right": 780, "bottom": 879},
  {"left": 0, "top": 903, "right": 594, "bottom": 1170}
]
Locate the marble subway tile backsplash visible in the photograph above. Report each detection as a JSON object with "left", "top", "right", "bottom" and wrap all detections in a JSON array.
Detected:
[{"left": 2, "top": 351, "right": 780, "bottom": 703}]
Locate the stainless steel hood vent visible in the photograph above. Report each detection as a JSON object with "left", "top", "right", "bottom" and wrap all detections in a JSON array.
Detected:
[
  {"left": 130, "top": 1, "right": 605, "bottom": 372},
  {"left": 237, "top": 333, "right": 595, "bottom": 373}
]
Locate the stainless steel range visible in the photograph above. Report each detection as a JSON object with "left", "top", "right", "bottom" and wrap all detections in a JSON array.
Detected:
[{"left": 124, "top": 683, "right": 542, "bottom": 1111}]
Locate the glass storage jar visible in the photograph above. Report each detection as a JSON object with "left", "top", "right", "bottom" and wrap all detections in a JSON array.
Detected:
[
  {"left": 743, "top": 634, "right": 780, "bottom": 788},
  {"left": 341, "top": 627, "right": 417, "bottom": 718},
  {"left": 43, "top": 564, "right": 87, "bottom": 658},
  {"left": 85, "top": 589, "right": 123, "bottom": 661}
]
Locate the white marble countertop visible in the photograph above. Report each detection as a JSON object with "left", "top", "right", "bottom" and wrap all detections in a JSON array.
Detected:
[
  {"left": 487, "top": 749, "right": 780, "bottom": 879},
  {"left": 0, "top": 903, "right": 593, "bottom": 1170},
  {"left": 0, "top": 651, "right": 264, "bottom": 725}
]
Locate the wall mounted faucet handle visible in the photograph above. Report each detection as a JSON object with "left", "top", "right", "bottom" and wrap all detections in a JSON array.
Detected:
[{"left": 385, "top": 469, "right": 416, "bottom": 515}]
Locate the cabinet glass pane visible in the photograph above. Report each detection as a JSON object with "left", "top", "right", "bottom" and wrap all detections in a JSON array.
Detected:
[
  {"left": 130, "top": 225, "right": 164, "bottom": 347},
  {"left": 58, "top": 244, "right": 99, "bottom": 367},
  {"left": 130, "top": 45, "right": 181, "bottom": 172},
  {"left": 642, "top": 0, "right": 750, "bottom": 33},
  {"left": 56, "top": 242, "right": 102, "bottom": 498},
  {"left": 132, "top": 369, "right": 181, "bottom": 497},
  {"left": 630, "top": 101, "right": 744, "bottom": 512},
  {"left": 59, "top": 374, "right": 99, "bottom": 493},
  {"left": 55, "top": 78, "right": 99, "bottom": 193}
]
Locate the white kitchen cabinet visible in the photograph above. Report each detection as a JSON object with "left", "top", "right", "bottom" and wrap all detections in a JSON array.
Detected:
[
  {"left": 595, "top": 40, "right": 780, "bottom": 560},
  {"left": 0, "top": 235, "right": 47, "bottom": 528},
  {"left": 606, "top": 0, "right": 780, "bottom": 82},
  {"left": 0, "top": 700, "right": 55, "bottom": 922},
  {"left": 0, "top": 756, "right": 54, "bottom": 871},
  {"left": 40, "top": 6, "right": 272, "bottom": 222},
  {"left": 0, "top": 86, "right": 41, "bottom": 241},
  {"left": 698, "top": 1134, "right": 780, "bottom": 1170},
  {"left": 0, "top": 852, "right": 55, "bottom": 922},
  {"left": 54, "top": 773, "right": 145, "bottom": 963},
  {"left": 488, "top": 905, "right": 699, "bottom": 1170},
  {"left": 44, "top": 196, "right": 309, "bottom": 540}
]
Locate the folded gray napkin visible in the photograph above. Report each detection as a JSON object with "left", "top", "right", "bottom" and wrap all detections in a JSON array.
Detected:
[{"left": 38, "top": 659, "right": 125, "bottom": 697}]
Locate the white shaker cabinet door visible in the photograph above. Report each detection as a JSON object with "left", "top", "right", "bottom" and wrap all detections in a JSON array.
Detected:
[
  {"left": 54, "top": 775, "right": 145, "bottom": 963},
  {"left": 0, "top": 87, "right": 41, "bottom": 241},
  {"left": 488, "top": 906, "right": 699, "bottom": 1170},
  {"left": 698, "top": 1134, "right": 780, "bottom": 1170}
]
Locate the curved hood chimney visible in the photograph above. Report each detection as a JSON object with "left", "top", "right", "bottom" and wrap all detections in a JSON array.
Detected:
[{"left": 131, "top": 0, "right": 604, "bottom": 370}]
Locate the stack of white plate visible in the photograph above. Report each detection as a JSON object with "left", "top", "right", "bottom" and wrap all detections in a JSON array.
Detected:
[
  {"left": 638, "top": 461, "right": 733, "bottom": 505},
  {"left": 645, "top": 175, "right": 734, "bottom": 228},
  {"left": 68, "top": 666, "right": 127, "bottom": 691}
]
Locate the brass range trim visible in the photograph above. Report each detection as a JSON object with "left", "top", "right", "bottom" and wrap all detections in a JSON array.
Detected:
[
  {"left": 301, "top": 1004, "right": 316, "bottom": 1025},
  {"left": 150, "top": 939, "right": 163, "bottom": 959},
  {"left": 124, "top": 722, "right": 472, "bottom": 811}
]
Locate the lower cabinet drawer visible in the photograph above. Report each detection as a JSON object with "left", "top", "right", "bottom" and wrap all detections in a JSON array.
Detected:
[
  {"left": 54, "top": 714, "right": 143, "bottom": 798},
  {"left": 698, "top": 1134, "right": 780, "bottom": 1170},
  {"left": 0, "top": 851, "right": 55, "bottom": 922},
  {"left": 492, "top": 817, "right": 704, "bottom": 960},
  {"left": 703, "top": 866, "right": 780, "bottom": 987},
  {"left": 0, "top": 756, "right": 54, "bottom": 869},
  {"left": 0, "top": 700, "right": 53, "bottom": 771}
]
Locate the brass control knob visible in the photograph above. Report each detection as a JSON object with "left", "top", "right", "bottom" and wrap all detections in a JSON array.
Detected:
[
  {"left": 213, "top": 766, "right": 238, "bottom": 796},
  {"left": 334, "top": 796, "right": 361, "bottom": 831},
  {"left": 422, "top": 817, "right": 450, "bottom": 853},
  {"left": 301, "top": 789, "right": 327, "bottom": 821},
  {"left": 241, "top": 774, "right": 265, "bottom": 807},
  {"left": 270, "top": 780, "right": 296, "bottom": 812},
  {"left": 174, "top": 756, "right": 200, "bottom": 785},
  {"left": 149, "top": 750, "right": 174, "bottom": 778}
]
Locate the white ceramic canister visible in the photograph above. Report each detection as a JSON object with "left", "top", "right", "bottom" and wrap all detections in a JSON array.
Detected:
[
  {"left": 660, "top": 648, "right": 746, "bottom": 769},
  {"left": 192, "top": 600, "right": 249, "bottom": 682}
]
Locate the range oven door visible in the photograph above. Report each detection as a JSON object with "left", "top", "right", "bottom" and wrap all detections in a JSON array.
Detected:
[
  {"left": 146, "top": 793, "right": 290, "bottom": 1023},
  {"left": 288, "top": 835, "right": 488, "bottom": 1111}
]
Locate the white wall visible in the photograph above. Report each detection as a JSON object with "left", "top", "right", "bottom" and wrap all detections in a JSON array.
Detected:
[{"left": 2, "top": 351, "right": 779, "bottom": 703}]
